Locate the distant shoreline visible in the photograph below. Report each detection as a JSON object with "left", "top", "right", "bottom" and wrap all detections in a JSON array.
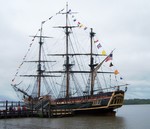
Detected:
[
  {"left": 1, "top": 99, "right": 150, "bottom": 105},
  {"left": 124, "top": 99, "right": 150, "bottom": 105}
]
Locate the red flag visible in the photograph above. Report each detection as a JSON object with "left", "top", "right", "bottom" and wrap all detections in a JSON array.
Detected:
[{"left": 94, "top": 40, "right": 99, "bottom": 43}]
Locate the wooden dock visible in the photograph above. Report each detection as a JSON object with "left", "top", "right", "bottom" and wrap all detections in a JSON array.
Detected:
[
  {"left": 0, "top": 100, "right": 73, "bottom": 118},
  {"left": 0, "top": 101, "right": 37, "bottom": 118}
]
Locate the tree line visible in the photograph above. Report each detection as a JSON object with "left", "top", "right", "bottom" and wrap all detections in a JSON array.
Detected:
[{"left": 124, "top": 99, "right": 150, "bottom": 105}]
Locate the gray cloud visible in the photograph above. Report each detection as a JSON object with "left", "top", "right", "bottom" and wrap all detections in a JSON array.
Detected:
[{"left": 0, "top": 0, "right": 150, "bottom": 100}]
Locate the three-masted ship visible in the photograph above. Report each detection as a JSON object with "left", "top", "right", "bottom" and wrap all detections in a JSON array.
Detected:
[{"left": 11, "top": 4, "right": 128, "bottom": 116}]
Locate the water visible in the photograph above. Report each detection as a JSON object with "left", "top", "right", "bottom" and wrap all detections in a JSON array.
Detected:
[{"left": 0, "top": 105, "right": 150, "bottom": 129}]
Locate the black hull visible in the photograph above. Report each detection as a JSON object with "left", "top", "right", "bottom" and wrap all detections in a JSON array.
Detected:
[
  {"left": 74, "top": 108, "right": 116, "bottom": 116},
  {"left": 50, "top": 90, "right": 124, "bottom": 117}
]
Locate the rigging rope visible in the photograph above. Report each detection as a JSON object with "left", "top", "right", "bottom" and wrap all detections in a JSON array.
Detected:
[
  {"left": 11, "top": 8, "right": 65, "bottom": 86},
  {"left": 11, "top": 29, "right": 40, "bottom": 85}
]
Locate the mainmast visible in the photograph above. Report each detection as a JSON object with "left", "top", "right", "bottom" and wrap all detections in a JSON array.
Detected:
[
  {"left": 51, "top": 3, "right": 77, "bottom": 98},
  {"left": 37, "top": 23, "right": 43, "bottom": 98}
]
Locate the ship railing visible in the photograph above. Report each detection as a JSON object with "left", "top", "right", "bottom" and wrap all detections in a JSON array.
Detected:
[{"left": 33, "top": 99, "right": 50, "bottom": 110}]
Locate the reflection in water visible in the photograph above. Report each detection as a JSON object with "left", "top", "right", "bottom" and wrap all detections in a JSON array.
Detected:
[
  {"left": 0, "top": 105, "right": 150, "bottom": 129},
  {"left": 0, "top": 116, "right": 126, "bottom": 129}
]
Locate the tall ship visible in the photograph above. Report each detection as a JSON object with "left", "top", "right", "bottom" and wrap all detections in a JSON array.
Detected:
[{"left": 11, "top": 4, "right": 128, "bottom": 116}]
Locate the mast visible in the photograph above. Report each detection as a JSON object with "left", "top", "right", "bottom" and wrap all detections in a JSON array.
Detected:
[
  {"left": 37, "top": 22, "right": 43, "bottom": 98},
  {"left": 90, "top": 28, "right": 96, "bottom": 95},
  {"left": 65, "top": 3, "right": 70, "bottom": 98},
  {"left": 51, "top": 3, "right": 77, "bottom": 98}
]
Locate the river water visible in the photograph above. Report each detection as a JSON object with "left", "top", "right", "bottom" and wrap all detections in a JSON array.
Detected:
[{"left": 0, "top": 105, "right": 149, "bottom": 129}]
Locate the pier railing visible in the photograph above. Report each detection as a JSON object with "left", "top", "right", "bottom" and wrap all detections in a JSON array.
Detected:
[
  {"left": 0, "top": 100, "right": 54, "bottom": 118},
  {"left": 0, "top": 101, "right": 36, "bottom": 118},
  {"left": 0, "top": 100, "right": 74, "bottom": 118}
]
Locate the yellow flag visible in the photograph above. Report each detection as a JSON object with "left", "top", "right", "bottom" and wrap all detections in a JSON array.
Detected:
[
  {"left": 79, "top": 24, "right": 83, "bottom": 28},
  {"left": 102, "top": 50, "right": 106, "bottom": 55},
  {"left": 114, "top": 70, "right": 119, "bottom": 75}
]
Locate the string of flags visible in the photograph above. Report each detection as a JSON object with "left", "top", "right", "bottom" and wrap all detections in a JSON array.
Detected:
[
  {"left": 109, "top": 62, "right": 122, "bottom": 79},
  {"left": 70, "top": 11, "right": 105, "bottom": 55},
  {"left": 41, "top": 8, "right": 65, "bottom": 24},
  {"left": 67, "top": 9, "right": 125, "bottom": 81},
  {"left": 94, "top": 39, "right": 102, "bottom": 49},
  {"left": 11, "top": 8, "right": 124, "bottom": 85},
  {"left": 11, "top": 8, "right": 66, "bottom": 85},
  {"left": 11, "top": 29, "right": 40, "bottom": 84},
  {"left": 69, "top": 10, "right": 123, "bottom": 79}
]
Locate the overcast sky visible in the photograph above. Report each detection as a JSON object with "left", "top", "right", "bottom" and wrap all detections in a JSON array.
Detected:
[{"left": 0, "top": 0, "right": 150, "bottom": 100}]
